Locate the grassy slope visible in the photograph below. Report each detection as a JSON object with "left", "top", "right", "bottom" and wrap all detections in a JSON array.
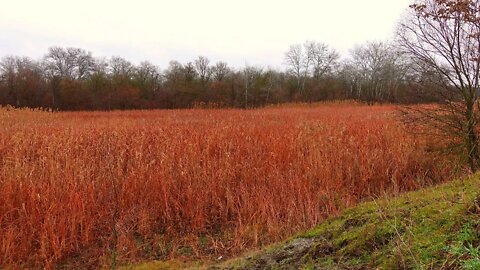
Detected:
[{"left": 123, "top": 175, "right": 480, "bottom": 270}]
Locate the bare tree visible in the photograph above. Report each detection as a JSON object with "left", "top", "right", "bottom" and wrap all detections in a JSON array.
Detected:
[
  {"left": 284, "top": 41, "right": 338, "bottom": 99},
  {"left": 183, "top": 62, "right": 197, "bottom": 84},
  {"left": 194, "top": 56, "right": 212, "bottom": 86},
  {"left": 284, "top": 44, "right": 305, "bottom": 96},
  {"left": 343, "top": 41, "right": 406, "bottom": 103},
  {"left": 0, "top": 56, "right": 19, "bottom": 106},
  {"left": 44, "top": 47, "right": 72, "bottom": 79},
  {"left": 264, "top": 68, "right": 282, "bottom": 104},
  {"left": 212, "top": 61, "right": 230, "bottom": 82},
  {"left": 92, "top": 58, "right": 109, "bottom": 76},
  {"left": 44, "top": 47, "right": 95, "bottom": 80},
  {"left": 307, "top": 42, "right": 339, "bottom": 81},
  {"left": 72, "top": 48, "right": 95, "bottom": 80},
  {"left": 0, "top": 56, "right": 41, "bottom": 106},
  {"left": 134, "top": 61, "right": 162, "bottom": 97},
  {"left": 242, "top": 65, "right": 263, "bottom": 108},
  {"left": 109, "top": 57, "right": 134, "bottom": 78},
  {"left": 397, "top": 0, "right": 480, "bottom": 171},
  {"left": 135, "top": 61, "right": 161, "bottom": 84},
  {"left": 164, "top": 60, "right": 183, "bottom": 85}
]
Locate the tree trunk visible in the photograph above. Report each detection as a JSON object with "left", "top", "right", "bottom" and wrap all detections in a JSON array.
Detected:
[{"left": 465, "top": 100, "right": 480, "bottom": 171}]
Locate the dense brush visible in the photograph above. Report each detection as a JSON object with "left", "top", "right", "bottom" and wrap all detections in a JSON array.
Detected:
[{"left": 0, "top": 104, "right": 454, "bottom": 268}]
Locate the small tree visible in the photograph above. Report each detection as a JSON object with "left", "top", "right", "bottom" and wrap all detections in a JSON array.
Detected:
[{"left": 397, "top": 0, "right": 480, "bottom": 171}]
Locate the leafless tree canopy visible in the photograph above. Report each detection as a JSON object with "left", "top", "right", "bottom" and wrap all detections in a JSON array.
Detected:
[
  {"left": 284, "top": 41, "right": 339, "bottom": 99},
  {"left": 0, "top": 38, "right": 428, "bottom": 110},
  {"left": 397, "top": 0, "right": 480, "bottom": 171},
  {"left": 342, "top": 42, "right": 408, "bottom": 103},
  {"left": 194, "top": 56, "right": 212, "bottom": 86},
  {"left": 44, "top": 47, "right": 95, "bottom": 80}
]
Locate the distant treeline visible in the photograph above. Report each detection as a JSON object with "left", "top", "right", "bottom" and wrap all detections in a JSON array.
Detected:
[{"left": 0, "top": 41, "right": 434, "bottom": 110}]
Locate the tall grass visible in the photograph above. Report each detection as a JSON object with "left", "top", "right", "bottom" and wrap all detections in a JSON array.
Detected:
[{"left": 0, "top": 104, "right": 454, "bottom": 268}]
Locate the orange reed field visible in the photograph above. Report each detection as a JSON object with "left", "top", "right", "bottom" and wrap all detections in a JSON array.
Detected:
[{"left": 0, "top": 103, "right": 455, "bottom": 268}]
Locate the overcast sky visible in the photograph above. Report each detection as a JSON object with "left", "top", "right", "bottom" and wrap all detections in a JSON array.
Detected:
[{"left": 0, "top": 0, "right": 412, "bottom": 68}]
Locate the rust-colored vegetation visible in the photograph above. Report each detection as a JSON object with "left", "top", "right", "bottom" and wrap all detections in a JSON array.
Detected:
[{"left": 0, "top": 103, "right": 455, "bottom": 268}]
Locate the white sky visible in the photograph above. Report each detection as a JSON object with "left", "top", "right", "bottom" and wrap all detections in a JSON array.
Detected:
[{"left": 0, "top": 0, "right": 412, "bottom": 69}]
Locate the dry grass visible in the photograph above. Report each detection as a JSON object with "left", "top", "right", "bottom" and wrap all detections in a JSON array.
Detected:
[{"left": 0, "top": 103, "right": 455, "bottom": 268}]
